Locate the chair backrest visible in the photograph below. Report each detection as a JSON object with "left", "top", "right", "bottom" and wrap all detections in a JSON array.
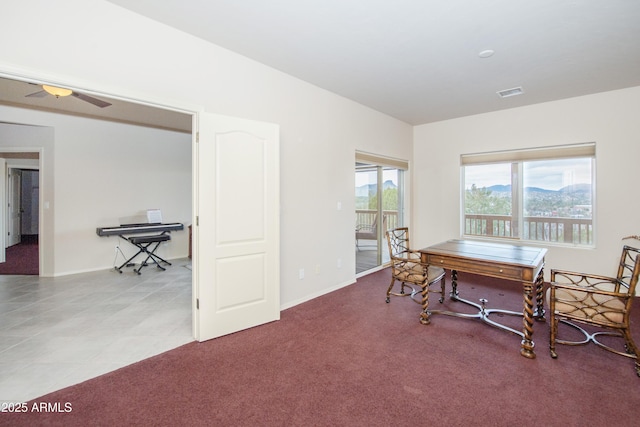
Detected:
[
  {"left": 356, "top": 214, "right": 377, "bottom": 232},
  {"left": 367, "top": 214, "right": 388, "bottom": 232},
  {"left": 615, "top": 245, "right": 640, "bottom": 295},
  {"left": 386, "top": 227, "right": 410, "bottom": 259}
]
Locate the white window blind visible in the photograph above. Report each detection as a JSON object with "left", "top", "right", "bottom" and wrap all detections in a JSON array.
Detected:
[
  {"left": 356, "top": 151, "right": 408, "bottom": 170},
  {"left": 461, "top": 142, "right": 595, "bottom": 166}
]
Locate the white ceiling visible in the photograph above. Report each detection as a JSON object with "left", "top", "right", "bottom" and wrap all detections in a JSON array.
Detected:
[
  {"left": 2, "top": 1, "right": 639, "bottom": 129},
  {"left": 104, "top": 0, "right": 640, "bottom": 125}
]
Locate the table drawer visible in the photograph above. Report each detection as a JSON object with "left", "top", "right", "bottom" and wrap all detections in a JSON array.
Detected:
[{"left": 427, "top": 255, "right": 523, "bottom": 281}]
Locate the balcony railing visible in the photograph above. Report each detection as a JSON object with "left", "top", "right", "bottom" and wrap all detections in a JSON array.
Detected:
[
  {"left": 355, "top": 211, "right": 592, "bottom": 245},
  {"left": 464, "top": 214, "right": 593, "bottom": 245},
  {"left": 355, "top": 209, "right": 399, "bottom": 232}
]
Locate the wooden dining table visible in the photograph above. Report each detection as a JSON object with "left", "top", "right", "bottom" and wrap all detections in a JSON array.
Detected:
[{"left": 419, "top": 239, "right": 547, "bottom": 359}]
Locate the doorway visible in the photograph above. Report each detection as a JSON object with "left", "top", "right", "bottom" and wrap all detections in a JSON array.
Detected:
[
  {"left": 0, "top": 166, "right": 39, "bottom": 275},
  {"left": 19, "top": 169, "right": 39, "bottom": 242},
  {"left": 0, "top": 72, "right": 279, "bottom": 342},
  {"left": 355, "top": 154, "right": 407, "bottom": 274},
  {"left": 0, "top": 76, "right": 192, "bottom": 277},
  {"left": 0, "top": 76, "right": 195, "bottom": 401}
]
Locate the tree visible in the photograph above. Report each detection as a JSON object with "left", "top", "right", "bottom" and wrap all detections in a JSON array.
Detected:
[
  {"left": 368, "top": 188, "right": 398, "bottom": 210},
  {"left": 465, "top": 184, "right": 510, "bottom": 215}
]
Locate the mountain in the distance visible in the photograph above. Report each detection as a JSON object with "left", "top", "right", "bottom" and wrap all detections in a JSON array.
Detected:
[
  {"left": 486, "top": 184, "right": 590, "bottom": 194},
  {"left": 356, "top": 180, "right": 397, "bottom": 197},
  {"left": 487, "top": 184, "right": 511, "bottom": 192},
  {"left": 558, "top": 183, "right": 591, "bottom": 193}
]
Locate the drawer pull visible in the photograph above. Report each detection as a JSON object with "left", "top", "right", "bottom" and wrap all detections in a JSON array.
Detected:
[{"left": 499, "top": 269, "right": 503, "bottom": 273}]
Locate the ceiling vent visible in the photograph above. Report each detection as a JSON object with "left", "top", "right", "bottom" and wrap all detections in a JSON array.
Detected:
[{"left": 497, "top": 87, "right": 524, "bottom": 98}]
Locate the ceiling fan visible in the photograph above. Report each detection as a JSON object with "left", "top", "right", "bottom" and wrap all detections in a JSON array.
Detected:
[{"left": 26, "top": 84, "right": 112, "bottom": 108}]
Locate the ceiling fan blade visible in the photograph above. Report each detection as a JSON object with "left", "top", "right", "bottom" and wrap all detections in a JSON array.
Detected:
[
  {"left": 71, "top": 92, "right": 112, "bottom": 108},
  {"left": 25, "top": 90, "right": 48, "bottom": 98}
]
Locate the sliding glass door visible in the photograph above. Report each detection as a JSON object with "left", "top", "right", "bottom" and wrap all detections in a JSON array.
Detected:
[{"left": 355, "top": 157, "right": 405, "bottom": 274}]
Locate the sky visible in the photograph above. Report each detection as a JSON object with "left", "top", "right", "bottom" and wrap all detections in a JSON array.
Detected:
[
  {"left": 355, "top": 159, "right": 592, "bottom": 191},
  {"left": 355, "top": 168, "right": 398, "bottom": 187},
  {"left": 464, "top": 158, "right": 592, "bottom": 191}
]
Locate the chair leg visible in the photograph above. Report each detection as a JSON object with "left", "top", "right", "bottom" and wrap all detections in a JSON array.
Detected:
[
  {"left": 438, "top": 277, "right": 445, "bottom": 303},
  {"left": 621, "top": 328, "right": 640, "bottom": 377},
  {"left": 386, "top": 277, "right": 414, "bottom": 303},
  {"left": 621, "top": 328, "right": 638, "bottom": 356},
  {"left": 385, "top": 277, "right": 395, "bottom": 303},
  {"left": 550, "top": 314, "right": 558, "bottom": 359}
]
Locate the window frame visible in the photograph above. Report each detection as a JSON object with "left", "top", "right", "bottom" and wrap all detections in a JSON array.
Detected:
[
  {"left": 355, "top": 151, "right": 408, "bottom": 274},
  {"left": 460, "top": 143, "right": 596, "bottom": 248}
]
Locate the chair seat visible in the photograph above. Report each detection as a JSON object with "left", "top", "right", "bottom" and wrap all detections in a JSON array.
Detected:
[
  {"left": 393, "top": 263, "right": 445, "bottom": 283},
  {"left": 385, "top": 227, "right": 447, "bottom": 325},
  {"left": 549, "top": 287, "right": 625, "bottom": 326},
  {"left": 548, "top": 244, "right": 640, "bottom": 376}
]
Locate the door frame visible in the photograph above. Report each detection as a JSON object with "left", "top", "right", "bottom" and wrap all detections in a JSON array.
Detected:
[
  {"left": 355, "top": 152, "right": 408, "bottom": 277},
  {"left": 0, "top": 152, "right": 42, "bottom": 265},
  {"left": 0, "top": 66, "right": 280, "bottom": 341},
  {"left": 7, "top": 165, "right": 22, "bottom": 247},
  {"left": 7, "top": 167, "right": 23, "bottom": 247},
  {"left": 0, "top": 158, "right": 5, "bottom": 263},
  {"left": 0, "top": 66, "right": 197, "bottom": 329}
]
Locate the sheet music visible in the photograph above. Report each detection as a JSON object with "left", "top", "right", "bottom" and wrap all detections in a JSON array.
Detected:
[{"left": 147, "top": 209, "right": 163, "bottom": 224}]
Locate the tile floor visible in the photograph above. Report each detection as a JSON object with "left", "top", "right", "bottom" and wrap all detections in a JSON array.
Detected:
[{"left": 0, "top": 258, "right": 193, "bottom": 404}]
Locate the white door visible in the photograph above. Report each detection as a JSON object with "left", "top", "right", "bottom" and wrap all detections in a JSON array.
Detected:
[
  {"left": 8, "top": 168, "right": 22, "bottom": 247},
  {"left": 194, "top": 112, "right": 280, "bottom": 341}
]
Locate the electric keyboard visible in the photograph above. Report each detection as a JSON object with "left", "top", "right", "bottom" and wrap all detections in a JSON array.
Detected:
[
  {"left": 96, "top": 222, "right": 184, "bottom": 236},
  {"left": 96, "top": 222, "right": 184, "bottom": 274}
]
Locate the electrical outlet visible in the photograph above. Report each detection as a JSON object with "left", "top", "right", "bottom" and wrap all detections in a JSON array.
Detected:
[
  {"left": 299, "top": 268, "right": 305, "bottom": 280},
  {"left": 337, "top": 258, "right": 342, "bottom": 268}
]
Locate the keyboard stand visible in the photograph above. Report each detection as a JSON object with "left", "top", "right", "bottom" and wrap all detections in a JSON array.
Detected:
[{"left": 115, "top": 233, "right": 172, "bottom": 275}]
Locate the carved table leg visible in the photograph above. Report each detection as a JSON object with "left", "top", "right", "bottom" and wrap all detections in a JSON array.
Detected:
[
  {"left": 420, "top": 282, "right": 431, "bottom": 325},
  {"left": 534, "top": 268, "right": 546, "bottom": 320},
  {"left": 450, "top": 269, "right": 459, "bottom": 298},
  {"left": 520, "top": 281, "right": 536, "bottom": 359}
]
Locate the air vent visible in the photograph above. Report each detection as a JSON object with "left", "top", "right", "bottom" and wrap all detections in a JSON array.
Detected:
[{"left": 497, "top": 87, "right": 524, "bottom": 98}]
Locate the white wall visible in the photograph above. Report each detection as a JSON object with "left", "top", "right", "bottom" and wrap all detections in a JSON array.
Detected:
[
  {"left": 1, "top": 1, "right": 413, "bottom": 306},
  {"left": 413, "top": 86, "right": 640, "bottom": 279},
  {"left": 0, "top": 106, "right": 192, "bottom": 275}
]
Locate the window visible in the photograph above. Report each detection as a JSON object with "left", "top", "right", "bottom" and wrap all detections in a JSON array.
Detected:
[{"left": 461, "top": 143, "right": 595, "bottom": 246}]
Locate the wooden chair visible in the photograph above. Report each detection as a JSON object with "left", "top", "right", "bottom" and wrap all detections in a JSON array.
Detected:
[
  {"left": 356, "top": 214, "right": 385, "bottom": 248},
  {"left": 548, "top": 243, "right": 640, "bottom": 376},
  {"left": 385, "top": 227, "right": 445, "bottom": 325}
]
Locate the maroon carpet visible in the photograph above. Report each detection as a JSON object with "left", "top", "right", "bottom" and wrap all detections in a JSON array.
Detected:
[
  {"left": 0, "top": 242, "right": 38, "bottom": 275},
  {"left": 2, "top": 269, "right": 640, "bottom": 426}
]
